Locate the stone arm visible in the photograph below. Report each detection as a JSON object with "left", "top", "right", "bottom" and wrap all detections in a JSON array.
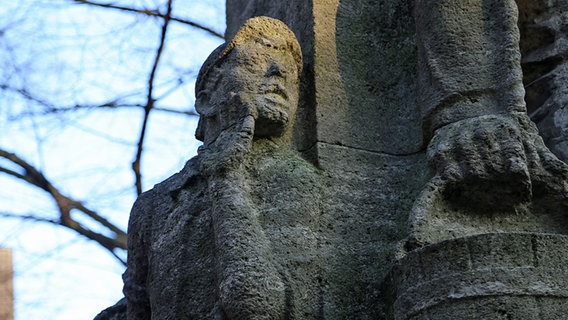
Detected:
[
  {"left": 415, "top": 0, "right": 568, "bottom": 205},
  {"left": 122, "top": 196, "right": 151, "bottom": 320},
  {"left": 408, "top": 0, "right": 568, "bottom": 247},
  {"left": 209, "top": 172, "right": 287, "bottom": 319},
  {"left": 416, "top": 0, "right": 526, "bottom": 138},
  {"left": 199, "top": 104, "right": 287, "bottom": 319}
]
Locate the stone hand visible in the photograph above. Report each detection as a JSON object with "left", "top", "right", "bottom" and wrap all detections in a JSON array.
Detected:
[
  {"left": 199, "top": 94, "right": 258, "bottom": 175},
  {"left": 515, "top": 114, "right": 568, "bottom": 212},
  {"left": 426, "top": 115, "right": 532, "bottom": 210},
  {"left": 407, "top": 114, "right": 568, "bottom": 249}
]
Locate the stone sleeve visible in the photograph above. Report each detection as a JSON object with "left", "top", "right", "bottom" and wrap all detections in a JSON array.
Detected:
[
  {"left": 415, "top": 0, "right": 527, "bottom": 139},
  {"left": 209, "top": 172, "right": 286, "bottom": 319},
  {"left": 123, "top": 196, "right": 151, "bottom": 320}
]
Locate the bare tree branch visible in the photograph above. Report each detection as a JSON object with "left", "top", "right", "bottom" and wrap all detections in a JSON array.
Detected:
[
  {"left": 0, "top": 211, "right": 126, "bottom": 265},
  {"left": 0, "top": 211, "right": 58, "bottom": 225},
  {"left": 0, "top": 149, "right": 127, "bottom": 264},
  {"left": 0, "top": 84, "right": 54, "bottom": 109},
  {"left": 71, "top": 0, "right": 224, "bottom": 39},
  {"left": 132, "top": 0, "right": 174, "bottom": 195},
  {"left": 0, "top": 84, "right": 198, "bottom": 119},
  {"left": 19, "top": 103, "right": 197, "bottom": 118}
]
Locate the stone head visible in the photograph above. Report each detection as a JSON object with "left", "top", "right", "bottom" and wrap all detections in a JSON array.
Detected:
[{"left": 194, "top": 16, "right": 303, "bottom": 145}]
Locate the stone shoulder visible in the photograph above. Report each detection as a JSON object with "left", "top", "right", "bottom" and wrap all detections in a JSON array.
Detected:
[{"left": 128, "top": 156, "right": 203, "bottom": 235}]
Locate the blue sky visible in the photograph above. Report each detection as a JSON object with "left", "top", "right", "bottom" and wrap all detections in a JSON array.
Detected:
[{"left": 0, "top": 1, "right": 225, "bottom": 318}]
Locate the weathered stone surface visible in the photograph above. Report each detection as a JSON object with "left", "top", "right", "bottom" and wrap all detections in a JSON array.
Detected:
[
  {"left": 335, "top": 0, "right": 422, "bottom": 154},
  {"left": 407, "top": 0, "right": 568, "bottom": 249},
  {"left": 407, "top": 115, "right": 568, "bottom": 247},
  {"left": 316, "top": 144, "right": 427, "bottom": 318},
  {"left": 229, "top": 0, "right": 422, "bottom": 156},
  {"left": 390, "top": 1, "right": 568, "bottom": 318},
  {"left": 387, "top": 233, "right": 568, "bottom": 319},
  {"left": 416, "top": 0, "right": 526, "bottom": 138},
  {"left": 227, "top": 1, "right": 428, "bottom": 318},
  {"left": 122, "top": 17, "right": 324, "bottom": 319},
  {"left": 226, "top": 0, "right": 317, "bottom": 155}
]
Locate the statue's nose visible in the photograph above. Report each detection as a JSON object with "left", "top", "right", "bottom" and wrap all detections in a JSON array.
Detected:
[{"left": 265, "top": 62, "right": 287, "bottom": 77}]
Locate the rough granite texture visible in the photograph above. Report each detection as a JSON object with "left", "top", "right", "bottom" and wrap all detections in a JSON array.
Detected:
[
  {"left": 96, "top": 1, "right": 568, "bottom": 319},
  {"left": 228, "top": 1, "right": 427, "bottom": 317}
]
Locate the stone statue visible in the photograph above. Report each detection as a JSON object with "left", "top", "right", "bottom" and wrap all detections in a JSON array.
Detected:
[
  {"left": 407, "top": 0, "right": 568, "bottom": 248},
  {"left": 93, "top": 2, "right": 568, "bottom": 319},
  {"left": 123, "top": 16, "right": 322, "bottom": 319}
]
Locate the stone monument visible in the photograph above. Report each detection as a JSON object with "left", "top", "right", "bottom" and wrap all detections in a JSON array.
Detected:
[{"left": 96, "top": 1, "right": 568, "bottom": 319}]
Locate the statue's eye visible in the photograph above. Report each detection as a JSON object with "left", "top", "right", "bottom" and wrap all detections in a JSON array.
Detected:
[{"left": 256, "top": 37, "right": 274, "bottom": 48}]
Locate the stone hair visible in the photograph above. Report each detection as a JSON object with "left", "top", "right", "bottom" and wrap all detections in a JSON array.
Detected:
[{"left": 194, "top": 16, "right": 302, "bottom": 97}]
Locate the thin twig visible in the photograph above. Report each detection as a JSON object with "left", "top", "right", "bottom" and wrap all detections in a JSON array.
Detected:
[
  {"left": 71, "top": 0, "right": 224, "bottom": 38},
  {"left": 0, "top": 85, "right": 197, "bottom": 118},
  {"left": 0, "top": 211, "right": 58, "bottom": 225},
  {"left": 12, "top": 103, "right": 198, "bottom": 118},
  {"left": 0, "top": 84, "right": 53, "bottom": 108},
  {"left": 132, "top": 0, "right": 174, "bottom": 195}
]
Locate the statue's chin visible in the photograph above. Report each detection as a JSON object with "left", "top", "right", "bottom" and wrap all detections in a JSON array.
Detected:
[
  {"left": 254, "top": 115, "right": 288, "bottom": 137},
  {"left": 254, "top": 102, "right": 289, "bottom": 138}
]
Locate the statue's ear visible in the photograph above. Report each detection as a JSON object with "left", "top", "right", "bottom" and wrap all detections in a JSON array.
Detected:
[{"left": 195, "top": 90, "right": 216, "bottom": 118}]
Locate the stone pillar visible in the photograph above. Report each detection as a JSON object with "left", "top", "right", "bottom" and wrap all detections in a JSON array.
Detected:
[
  {"left": 226, "top": 0, "right": 423, "bottom": 156},
  {"left": 0, "top": 248, "right": 14, "bottom": 320},
  {"left": 226, "top": 1, "right": 428, "bottom": 318}
]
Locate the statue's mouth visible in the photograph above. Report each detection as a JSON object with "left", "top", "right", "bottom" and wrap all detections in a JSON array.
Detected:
[{"left": 261, "top": 82, "right": 288, "bottom": 102}]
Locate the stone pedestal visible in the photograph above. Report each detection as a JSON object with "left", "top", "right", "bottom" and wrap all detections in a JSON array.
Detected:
[{"left": 387, "top": 233, "right": 568, "bottom": 320}]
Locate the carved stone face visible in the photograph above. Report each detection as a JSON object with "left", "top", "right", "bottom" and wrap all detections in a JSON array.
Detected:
[{"left": 217, "top": 38, "right": 300, "bottom": 138}]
